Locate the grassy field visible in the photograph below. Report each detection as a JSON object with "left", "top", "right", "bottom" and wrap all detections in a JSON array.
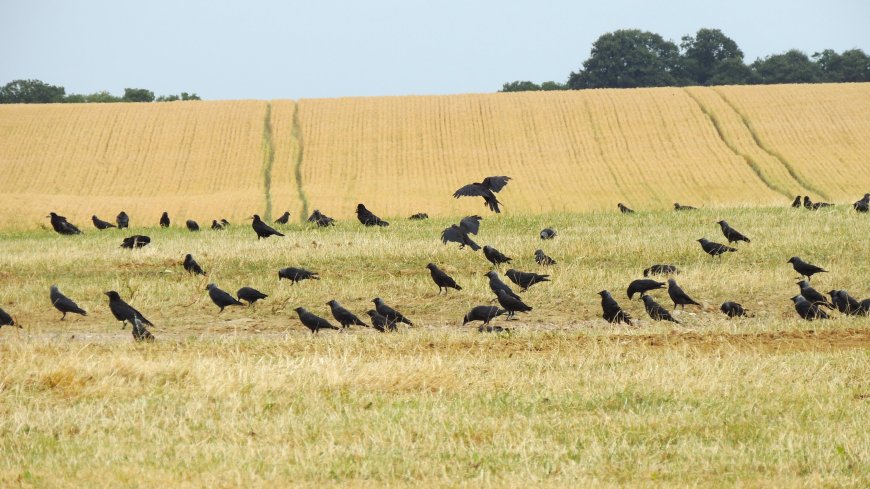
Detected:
[{"left": 1, "top": 207, "right": 869, "bottom": 486}]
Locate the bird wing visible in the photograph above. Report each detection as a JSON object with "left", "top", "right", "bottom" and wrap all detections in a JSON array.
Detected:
[
  {"left": 453, "top": 183, "right": 491, "bottom": 198},
  {"left": 481, "top": 176, "right": 511, "bottom": 192},
  {"left": 459, "top": 216, "right": 482, "bottom": 235}
]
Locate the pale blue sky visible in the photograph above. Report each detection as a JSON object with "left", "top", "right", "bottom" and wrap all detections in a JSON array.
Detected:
[{"left": 2, "top": 0, "right": 868, "bottom": 100}]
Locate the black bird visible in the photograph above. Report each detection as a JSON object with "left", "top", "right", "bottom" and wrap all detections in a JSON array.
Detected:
[
  {"left": 796, "top": 280, "right": 833, "bottom": 308},
  {"left": 697, "top": 238, "right": 736, "bottom": 257},
  {"left": 459, "top": 215, "right": 482, "bottom": 235},
  {"left": 667, "top": 279, "right": 701, "bottom": 310},
  {"left": 540, "top": 228, "right": 557, "bottom": 240},
  {"left": 462, "top": 305, "right": 508, "bottom": 326},
  {"left": 641, "top": 295, "right": 680, "bottom": 323},
  {"left": 327, "top": 300, "right": 368, "bottom": 328},
  {"left": 409, "top": 213, "right": 429, "bottom": 220},
  {"left": 160, "top": 211, "right": 170, "bottom": 227},
  {"left": 453, "top": 176, "right": 511, "bottom": 213},
  {"left": 720, "top": 301, "right": 747, "bottom": 318},
  {"left": 206, "top": 283, "right": 244, "bottom": 312},
  {"left": 858, "top": 299, "right": 870, "bottom": 316},
  {"left": 131, "top": 316, "right": 155, "bottom": 342},
  {"left": 791, "top": 196, "right": 803, "bottom": 208},
  {"left": 186, "top": 220, "right": 200, "bottom": 232},
  {"left": 237, "top": 287, "right": 268, "bottom": 305},
  {"left": 598, "top": 290, "right": 632, "bottom": 325},
  {"left": 211, "top": 220, "right": 224, "bottom": 230},
  {"left": 617, "top": 203, "right": 634, "bottom": 214},
  {"left": 674, "top": 203, "right": 697, "bottom": 211},
  {"left": 49, "top": 285, "right": 87, "bottom": 320},
  {"left": 534, "top": 249, "right": 556, "bottom": 266},
  {"left": 366, "top": 310, "right": 396, "bottom": 332},
  {"left": 627, "top": 279, "right": 666, "bottom": 300},
  {"left": 803, "top": 196, "right": 813, "bottom": 209},
  {"left": 812, "top": 201, "right": 834, "bottom": 209},
  {"left": 853, "top": 193, "right": 869, "bottom": 213},
  {"left": 183, "top": 254, "right": 206, "bottom": 275},
  {"left": 220, "top": 219, "right": 230, "bottom": 227},
  {"left": 791, "top": 295, "right": 829, "bottom": 321},
  {"left": 485, "top": 271, "right": 521, "bottom": 301},
  {"left": 120, "top": 235, "right": 151, "bottom": 249},
  {"left": 829, "top": 290, "right": 860, "bottom": 315},
  {"left": 372, "top": 298, "right": 413, "bottom": 326},
  {"left": 356, "top": 204, "right": 389, "bottom": 226},
  {"left": 251, "top": 214, "right": 285, "bottom": 239},
  {"left": 105, "top": 291, "right": 153, "bottom": 329},
  {"left": 294, "top": 307, "right": 339, "bottom": 334},
  {"left": 116, "top": 211, "right": 129, "bottom": 229},
  {"left": 787, "top": 257, "right": 827, "bottom": 281},
  {"left": 505, "top": 269, "right": 550, "bottom": 291},
  {"left": 274, "top": 211, "right": 291, "bottom": 224},
  {"left": 278, "top": 267, "right": 319, "bottom": 284},
  {"left": 426, "top": 263, "right": 462, "bottom": 294},
  {"left": 483, "top": 245, "right": 511, "bottom": 267},
  {"left": 0, "top": 307, "right": 20, "bottom": 328},
  {"left": 717, "top": 220, "right": 750, "bottom": 244},
  {"left": 643, "top": 264, "right": 679, "bottom": 277},
  {"left": 440, "top": 225, "right": 481, "bottom": 251},
  {"left": 307, "top": 209, "right": 336, "bottom": 227},
  {"left": 48, "top": 212, "right": 81, "bottom": 235},
  {"left": 495, "top": 289, "right": 532, "bottom": 319},
  {"left": 92, "top": 215, "right": 116, "bottom": 230}
]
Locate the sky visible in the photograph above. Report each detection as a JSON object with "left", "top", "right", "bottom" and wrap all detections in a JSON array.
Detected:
[{"left": 1, "top": 0, "right": 868, "bottom": 100}]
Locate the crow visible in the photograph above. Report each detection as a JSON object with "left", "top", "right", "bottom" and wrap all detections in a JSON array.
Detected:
[
  {"left": 105, "top": 291, "right": 153, "bottom": 329},
  {"left": 441, "top": 225, "right": 481, "bottom": 251},
  {"left": 220, "top": 219, "right": 230, "bottom": 227},
  {"left": 697, "top": 238, "right": 736, "bottom": 257},
  {"left": 459, "top": 215, "right": 483, "bottom": 235},
  {"left": 121, "top": 235, "right": 151, "bottom": 249},
  {"left": 617, "top": 203, "right": 634, "bottom": 214},
  {"left": 791, "top": 196, "right": 803, "bottom": 208},
  {"left": 211, "top": 220, "right": 224, "bottom": 230},
  {"left": 720, "top": 301, "right": 747, "bottom": 318},
  {"left": 426, "top": 263, "right": 462, "bottom": 294},
  {"left": 294, "top": 307, "right": 339, "bottom": 334},
  {"left": 48, "top": 212, "right": 81, "bottom": 235},
  {"left": 0, "top": 307, "right": 20, "bottom": 328},
  {"left": 49, "top": 285, "right": 87, "bottom": 320},
  {"left": 356, "top": 204, "right": 389, "bottom": 227},
  {"left": 641, "top": 295, "right": 680, "bottom": 323},
  {"left": 796, "top": 280, "right": 833, "bottom": 309},
  {"left": 251, "top": 214, "right": 284, "bottom": 239},
  {"left": 829, "top": 290, "right": 860, "bottom": 315},
  {"left": 409, "top": 213, "right": 429, "bottom": 220},
  {"left": 858, "top": 299, "right": 870, "bottom": 316},
  {"left": 92, "top": 215, "right": 116, "bottom": 230},
  {"left": 372, "top": 298, "right": 413, "bottom": 326},
  {"left": 853, "top": 193, "right": 869, "bottom": 213},
  {"left": 186, "top": 220, "right": 200, "bottom": 232},
  {"left": 183, "top": 254, "right": 206, "bottom": 275},
  {"left": 366, "top": 310, "right": 396, "bottom": 332},
  {"left": 485, "top": 271, "right": 521, "bottom": 301},
  {"left": 534, "top": 249, "right": 556, "bottom": 266},
  {"left": 505, "top": 269, "right": 550, "bottom": 291},
  {"left": 278, "top": 267, "right": 319, "bottom": 284},
  {"left": 791, "top": 295, "right": 829, "bottom": 320},
  {"left": 274, "top": 211, "right": 291, "bottom": 224},
  {"left": 803, "top": 196, "right": 813, "bottom": 209},
  {"left": 116, "top": 211, "right": 129, "bottom": 229},
  {"left": 787, "top": 257, "right": 827, "bottom": 281},
  {"left": 237, "top": 287, "right": 268, "bottom": 305},
  {"left": 160, "top": 211, "right": 170, "bottom": 227},
  {"left": 812, "top": 202, "right": 834, "bottom": 210},
  {"left": 540, "top": 228, "right": 557, "bottom": 240},
  {"left": 131, "top": 316, "right": 155, "bottom": 342},
  {"left": 496, "top": 289, "right": 532, "bottom": 319},
  {"left": 483, "top": 245, "right": 512, "bottom": 267},
  {"left": 453, "top": 176, "right": 511, "bottom": 213},
  {"left": 627, "top": 279, "right": 666, "bottom": 300},
  {"left": 717, "top": 220, "right": 750, "bottom": 244},
  {"left": 667, "top": 279, "right": 701, "bottom": 310},
  {"left": 643, "top": 264, "right": 679, "bottom": 277},
  {"left": 206, "top": 283, "right": 244, "bottom": 312},
  {"left": 307, "top": 209, "right": 336, "bottom": 227},
  {"left": 674, "top": 203, "right": 697, "bottom": 211},
  {"left": 327, "top": 300, "right": 368, "bottom": 328},
  {"left": 462, "top": 305, "right": 507, "bottom": 326},
  {"left": 598, "top": 290, "right": 632, "bottom": 325}
]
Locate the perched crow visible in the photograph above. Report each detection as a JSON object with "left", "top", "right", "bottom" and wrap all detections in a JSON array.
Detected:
[
  {"left": 409, "top": 213, "right": 429, "bottom": 220},
  {"left": 803, "top": 196, "right": 813, "bottom": 209},
  {"left": 278, "top": 267, "right": 319, "bottom": 284},
  {"left": 697, "top": 238, "right": 736, "bottom": 257},
  {"left": 787, "top": 257, "right": 827, "bottom": 281},
  {"left": 453, "top": 176, "right": 511, "bottom": 213},
  {"left": 160, "top": 211, "right": 170, "bottom": 228},
  {"left": 441, "top": 225, "right": 481, "bottom": 251},
  {"left": 717, "top": 220, "right": 750, "bottom": 244},
  {"left": 92, "top": 215, "right": 116, "bottom": 230},
  {"left": 116, "top": 211, "right": 129, "bottom": 229},
  {"left": 48, "top": 212, "right": 81, "bottom": 235},
  {"left": 186, "top": 220, "right": 200, "bottom": 232},
  {"left": 372, "top": 298, "right": 413, "bottom": 326},
  {"left": 617, "top": 203, "right": 634, "bottom": 214},
  {"left": 237, "top": 287, "right": 268, "bottom": 305},
  {"left": 131, "top": 316, "right": 155, "bottom": 342},
  {"left": 183, "top": 254, "right": 206, "bottom": 275},
  {"left": 120, "top": 235, "right": 150, "bottom": 249},
  {"left": 483, "top": 245, "right": 512, "bottom": 267},
  {"left": 206, "top": 283, "right": 244, "bottom": 312},
  {"left": 720, "top": 301, "right": 747, "bottom": 318},
  {"left": 49, "top": 285, "right": 87, "bottom": 320},
  {"left": 495, "top": 289, "right": 532, "bottom": 319},
  {"left": 294, "top": 307, "right": 339, "bottom": 334},
  {"left": 535, "top": 249, "right": 556, "bottom": 266},
  {"left": 791, "top": 196, "right": 803, "bottom": 208},
  {"left": 274, "top": 211, "right": 291, "bottom": 224},
  {"left": 220, "top": 219, "right": 230, "bottom": 227},
  {"left": 251, "top": 214, "right": 284, "bottom": 239},
  {"left": 641, "top": 295, "right": 680, "bottom": 323},
  {"left": 598, "top": 290, "right": 632, "bottom": 325},
  {"left": 307, "top": 209, "right": 336, "bottom": 227},
  {"left": 211, "top": 220, "right": 224, "bottom": 230},
  {"left": 674, "top": 203, "right": 697, "bottom": 211},
  {"left": 356, "top": 204, "right": 389, "bottom": 226},
  {"left": 327, "top": 300, "right": 368, "bottom": 328},
  {"left": 459, "top": 215, "right": 482, "bottom": 235},
  {"left": 853, "top": 193, "right": 869, "bottom": 213},
  {"left": 540, "top": 228, "right": 557, "bottom": 240},
  {"left": 796, "top": 280, "right": 833, "bottom": 308},
  {"left": 627, "top": 279, "right": 665, "bottom": 299},
  {"left": 462, "top": 305, "right": 507, "bottom": 326},
  {"left": 643, "top": 264, "right": 679, "bottom": 277},
  {"left": 0, "top": 307, "right": 20, "bottom": 328},
  {"left": 426, "top": 263, "right": 462, "bottom": 294},
  {"left": 366, "top": 310, "right": 396, "bottom": 332},
  {"left": 791, "top": 295, "right": 829, "bottom": 320},
  {"left": 105, "top": 291, "right": 153, "bottom": 329},
  {"left": 505, "top": 269, "right": 550, "bottom": 291},
  {"left": 485, "top": 271, "right": 521, "bottom": 301},
  {"left": 667, "top": 279, "right": 701, "bottom": 310},
  {"left": 829, "top": 290, "right": 860, "bottom": 315}
]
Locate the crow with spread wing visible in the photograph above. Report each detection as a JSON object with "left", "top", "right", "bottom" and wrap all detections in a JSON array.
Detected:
[{"left": 453, "top": 176, "right": 511, "bottom": 213}]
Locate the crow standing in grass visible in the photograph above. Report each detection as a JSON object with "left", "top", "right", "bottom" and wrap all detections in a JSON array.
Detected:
[
  {"left": 308, "top": 209, "right": 336, "bottom": 227},
  {"left": 627, "top": 279, "right": 665, "bottom": 299},
  {"left": 278, "top": 267, "right": 319, "bottom": 284},
  {"left": 787, "top": 257, "right": 827, "bottom": 281},
  {"left": 791, "top": 295, "right": 829, "bottom": 320},
  {"left": 540, "top": 228, "right": 557, "bottom": 240},
  {"left": 598, "top": 290, "right": 632, "bottom": 325},
  {"left": 186, "top": 220, "right": 200, "bottom": 232},
  {"left": 535, "top": 249, "right": 556, "bottom": 266},
  {"left": 426, "top": 263, "right": 462, "bottom": 294},
  {"left": 674, "top": 203, "right": 697, "bottom": 211},
  {"left": 812, "top": 201, "right": 834, "bottom": 209},
  {"left": 485, "top": 271, "right": 521, "bottom": 301},
  {"left": 453, "top": 176, "right": 511, "bottom": 213},
  {"left": 294, "top": 307, "right": 339, "bottom": 334},
  {"left": 496, "top": 289, "right": 532, "bottom": 319},
  {"left": 327, "top": 300, "right": 368, "bottom": 328},
  {"left": 49, "top": 285, "right": 87, "bottom": 320},
  {"left": 48, "top": 212, "right": 81, "bottom": 235},
  {"left": 441, "top": 224, "right": 481, "bottom": 251},
  {"left": 643, "top": 264, "right": 678, "bottom": 277},
  {"left": 372, "top": 298, "right": 413, "bottom": 326},
  {"left": 206, "top": 283, "right": 244, "bottom": 312},
  {"left": 796, "top": 280, "right": 833, "bottom": 308},
  {"left": 274, "top": 211, "right": 291, "bottom": 224},
  {"left": 854, "top": 193, "right": 869, "bottom": 213},
  {"left": 116, "top": 211, "right": 129, "bottom": 229},
  {"left": 505, "top": 269, "right": 550, "bottom": 291},
  {"left": 92, "top": 215, "right": 116, "bottom": 230},
  {"left": 409, "top": 213, "right": 429, "bottom": 220},
  {"left": 251, "top": 214, "right": 284, "bottom": 239},
  {"left": 667, "top": 279, "right": 701, "bottom": 310},
  {"left": 183, "top": 254, "right": 206, "bottom": 275},
  {"left": 220, "top": 219, "right": 230, "bottom": 227},
  {"left": 717, "top": 220, "right": 750, "bottom": 244},
  {"left": 697, "top": 238, "right": 736, "bottom": 257},
  {"left": 617, "top": 203, "right": 634, "bottom": 214},
  {"left": 211, "top": 220, "right": 224, "bottom": 230},
  {"left": 160, "top": 211, "right": 171, "bottom": 227},
  {"left": 462, "top": 305, "right": 507, "bottom": 326},
  {"left": 483, "top": 245, "right": 512, "bottom": 267},
  {"left": 641, "top": 295, "right": 680, "bottom": 323},
  {"left": 829, "top": 290, "right": 861, "bottom": 315},
  {"left": 803, "top": 196, "right": 813, "bottom": 209},
  {"left": 366, "top": 310, "right": 396, "bottom": 332},
  {"left": 791, "top": 196, "right": 803, "bottom": 208},
  {"left": 356, "top": 204, "right": 389, "bottom": 226},
  {"left": 720, "top": 301, "right": 748, "bottom": 318},
  {"left": 105, "top": 291, "right": 153, "bottom": 329},
  {"left": 237, "top": 287, "right": 268, "bottom": 305},
  {"left": 0, "top": 307, "right": 20, "bottom": 328},
  {"left": 121, "top": 235, "right": 151, "bottom": 249}
]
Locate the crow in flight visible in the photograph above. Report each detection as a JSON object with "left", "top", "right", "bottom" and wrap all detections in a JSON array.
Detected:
[
  {"left": 453, "top": 176, "right": 511, "bottom": 213},
  {"left": 356, "top": 204, "right": 389, "bottom": 226},
  {"left": 598, "top": 290, "right": 632, "bottom": 325},
  {"left": 441, "top": 224, "right": 481, "bottom": 251},
  {"left": 49, "top": 285, "right": 87, "bottom": 320},
  {"left": 92, "top": 215, "right": 116, "bottom": 230}
]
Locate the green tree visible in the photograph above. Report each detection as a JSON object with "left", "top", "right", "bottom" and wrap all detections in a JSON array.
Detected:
[
  {"left": 707, "top": 58, "right": 757, "bottom": 85},
  {"left": 751, "top": 50, "right": 824, "bottom": 84},
  {"left": 122, "top": 88, "right": 155, "bottom": 102},
  {"left": 568, "top": 30, "right": 684, "bottom": 89},
  {"left": 180, "top": 92, "right": 200, "bottom": 100},
  {"left": 813, "top": 49, "right": 870, "bottom": 82},
  {"left": 500, "top": 81, "right": 541, "bottom": 92},
  {"left": 679, "top": 28, "right": 746, "bottom": 85},
  {"left": 539, "top": 81, "right": 567, "bottom": 91},
  {"left": 0, "top": 79, "right": 66, "bottom": 103}
]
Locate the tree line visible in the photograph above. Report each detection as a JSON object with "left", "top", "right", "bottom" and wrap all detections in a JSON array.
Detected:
[
  {"left": 502, "top": 28, "right": 870, "bottom": 92},
  {"left": 0, "top": 79, "right": 200, "bottom": 104}
]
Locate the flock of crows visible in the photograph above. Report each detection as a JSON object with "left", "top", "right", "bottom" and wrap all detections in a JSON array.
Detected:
[{"left": 1, "top": 181, "right": 868, "bottom": 340}]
